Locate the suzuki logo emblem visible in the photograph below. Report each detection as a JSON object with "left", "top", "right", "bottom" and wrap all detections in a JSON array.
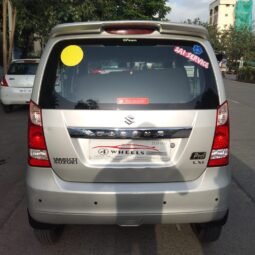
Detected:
[{"left": 124, "top": 115, "right": 135, "bottom": 125}]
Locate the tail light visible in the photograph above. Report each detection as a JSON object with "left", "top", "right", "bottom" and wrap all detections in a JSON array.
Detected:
[
  {"left": 208, "top": 101, "right": 229, "bottom": 167},
  {"left": 1, "top": 77, "right": 8, "bottom": 87},
  {"left": 105, "top": 28, "right": 155, "bottom": 35},
  {"left": 28, "top": 101, "right": 51, "bottom": 167}
]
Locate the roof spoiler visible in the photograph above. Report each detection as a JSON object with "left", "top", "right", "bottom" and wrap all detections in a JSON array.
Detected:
[{"left": 50, "top": 21, "right": 209, "bottom": 40}]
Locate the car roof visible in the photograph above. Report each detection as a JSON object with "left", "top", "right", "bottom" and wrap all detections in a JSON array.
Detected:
[{"left": 50, "top": 21, "right": 209, "bottom": 40}]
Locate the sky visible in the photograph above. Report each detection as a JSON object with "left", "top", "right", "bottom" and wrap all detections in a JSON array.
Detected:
[
  {"left": 167, "top": 0, "right": 255, "bottom": 23},
  {"left": 167, "top": 0, "right": 212, "bottom": 22}
]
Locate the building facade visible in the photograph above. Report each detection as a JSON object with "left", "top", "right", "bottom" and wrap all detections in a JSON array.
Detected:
[
  {"left": 209, "top": 0, "right": 237, "bottom": 30},
  {"left": 209, "top": 0, "right": 254, "bottom": 31}
]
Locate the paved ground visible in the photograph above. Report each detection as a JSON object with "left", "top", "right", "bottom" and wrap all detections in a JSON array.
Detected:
[{"left": 0, "top": 79, "right": 255, "bottom": 254}]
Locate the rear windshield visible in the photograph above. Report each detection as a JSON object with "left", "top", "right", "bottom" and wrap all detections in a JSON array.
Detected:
[
  {"left": 40, "top": 39, "right": 219, "bottom": 110},
  {"left": 8, "top": 62, "right": 38, "bottom": 75}
]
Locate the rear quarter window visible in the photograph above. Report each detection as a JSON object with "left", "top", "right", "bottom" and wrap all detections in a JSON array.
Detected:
[
  {"left": 8, "top": 62, "right": 38, "bottom": 75},
  {"left": 40, "top": 39, "right": 219, "bottom": 110}
]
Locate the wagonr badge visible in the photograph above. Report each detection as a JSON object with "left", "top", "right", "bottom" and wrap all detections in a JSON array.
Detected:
[{"left": 27, "top": 21, "right": 230, "bottom": 245}]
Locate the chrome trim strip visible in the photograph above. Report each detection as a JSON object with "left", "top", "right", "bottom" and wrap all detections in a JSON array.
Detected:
[{"left": 67, "top": 127, "right": 192, "bottom": 139}]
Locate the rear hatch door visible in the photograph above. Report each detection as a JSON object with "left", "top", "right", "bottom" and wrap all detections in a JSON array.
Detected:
[
  {"left": 7, "top": 60, "right": 38, "bottom": 88},
  {"left": 40, "top": 38, "right": 219, "bottom": 183}
]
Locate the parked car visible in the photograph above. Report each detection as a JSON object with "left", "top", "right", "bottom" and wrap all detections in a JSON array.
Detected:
[
  {"left": 0, "top": 59, "right": 39, "bottom": 113},
  {"left": 27, "top": 21, "right": 230, "bottom": 244}
]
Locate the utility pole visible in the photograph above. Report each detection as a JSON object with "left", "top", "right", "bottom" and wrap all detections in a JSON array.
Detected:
[
  {"left": 2, "top": 0, "right": 8, "bottom": 74},
  {"left": 7, "top": 1, "right": 16, "bottom": 66},
  {"left": 2, "top": 0, "right": 17, "bottom": 73},
  {"left": 8, "top": 0, "right": 12, "bottom": 47}
]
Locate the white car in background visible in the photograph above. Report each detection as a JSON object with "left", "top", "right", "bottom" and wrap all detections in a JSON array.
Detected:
[{"left": 0, "top": 59, "right": 39, "bottom": 113}]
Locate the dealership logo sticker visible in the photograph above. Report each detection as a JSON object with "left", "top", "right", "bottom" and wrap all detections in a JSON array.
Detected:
[
  {"left": 92, "top": 144, "right": 166, "bottom": 157},
  {"left": 93, "top": 144, "right": 159, "bottom": 151},
  {"left": 98, "top": 148, "right": 109, "bottom": 155},
  {"left": 174, "top": 46, "right": 209, "bottom": 69}
]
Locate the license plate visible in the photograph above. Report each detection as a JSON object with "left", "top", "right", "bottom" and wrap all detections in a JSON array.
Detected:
[{"left": 89, "top": 139, "right": 170, "bottom": 163}]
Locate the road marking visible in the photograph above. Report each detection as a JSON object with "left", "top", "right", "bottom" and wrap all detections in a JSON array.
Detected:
[{"left": 229, "top": 99, "right": 241, "bottom": 104}]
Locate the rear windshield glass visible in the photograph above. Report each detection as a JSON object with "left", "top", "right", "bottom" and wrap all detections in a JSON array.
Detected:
[
  {"left": 40, "top": 39, "right": 219, "bottom": 110},
  {"left": 8, "top": 62, "right": 38, "bottom": 75}
]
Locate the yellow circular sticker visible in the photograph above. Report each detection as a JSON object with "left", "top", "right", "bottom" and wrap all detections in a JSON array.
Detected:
[{"left": 60, "top": 45, "right": 84, "bottom": 66}]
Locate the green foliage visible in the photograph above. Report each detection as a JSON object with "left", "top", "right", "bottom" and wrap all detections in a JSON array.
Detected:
[
  {"left": 237, "top": 67, "right": 255, "bottom": 83},
  {"left": 183, "top": 19, "right": 222, "bottom": 51},
  {"left": 184, "top": 18, "right": 206, "bottom": 26},
  {"left": 94, "top": 0, "right": 171, "bottom": 20},
  {"left": 12, "top": 0, "right": 170, "bottom": 56},
  {"left": 205, "top": 24, "right": 222, "bottom": 52},
  {"left": 184, "top": 18, "right": 255, "bottom": 68},
  {"left": 220, "top": 26, "right": 255, "bottom": 64}
]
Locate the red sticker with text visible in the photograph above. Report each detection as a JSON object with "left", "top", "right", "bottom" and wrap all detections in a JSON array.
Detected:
[
  {"left": 173, "top": 46, "right": 209, "bottom": 69},
  {"left": 117, "top": 98, "right": 150, "bottom": 105}
]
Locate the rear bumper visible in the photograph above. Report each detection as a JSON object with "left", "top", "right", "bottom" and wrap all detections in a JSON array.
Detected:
[
  {"left": 0, "top": 86, "right": 32, "bottom": 105},
  {"left": 26, "top": 166, "right": 231, "bottom": 225}
]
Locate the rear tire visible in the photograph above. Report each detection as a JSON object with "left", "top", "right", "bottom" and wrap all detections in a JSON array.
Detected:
[
  {"left": 2, "top": 104, "right": 13, "bottom": 113},
  {"left": 191, "top": 223, "right": 222, "bottom": 242},
  {"left": 33, "top": 226, "right": 64, "bottom": 245},
  {"left": 28, "top": 210, "right": 64, "bottom": 244},
  {"left": 191, "top": 211, "right": 228, "bottom": 243}
]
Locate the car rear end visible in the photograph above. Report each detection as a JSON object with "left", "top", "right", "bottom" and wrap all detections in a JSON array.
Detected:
[
  {"left": 26, "top": 21, "right": 230, "bottom": 243},
  {"left": 0, "top": 59, "right": 39, "bottom": 109}
]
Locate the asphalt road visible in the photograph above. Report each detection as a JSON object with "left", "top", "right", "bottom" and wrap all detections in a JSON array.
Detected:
[{"left": 0, "top": 78, "right": 255, "bottom": 254}]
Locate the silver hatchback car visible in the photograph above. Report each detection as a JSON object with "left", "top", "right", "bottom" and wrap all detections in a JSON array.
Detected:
[{"left": 27, "top": 21, "right": 230, "bottom": 244}]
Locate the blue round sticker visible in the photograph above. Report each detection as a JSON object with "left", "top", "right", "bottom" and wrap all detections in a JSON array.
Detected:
[{"left": 193, "top": 45, "right": 203, "bottom": 55}]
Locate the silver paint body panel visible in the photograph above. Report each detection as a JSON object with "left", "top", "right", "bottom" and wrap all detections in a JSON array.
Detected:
[
  {"left": 27, "top": 21, "right": 230, "bottom": 225},
  {"left": 42, "top": 110, "right": 216, "bottom": 183},
  {"left": 27, "top": 165, "right": 230, "bottom": 225}
]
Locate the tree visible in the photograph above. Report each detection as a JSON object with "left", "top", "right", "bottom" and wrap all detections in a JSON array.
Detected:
[
  {"left": 12, "top": 0, "right": 171, "bottom": 57},
  {"left": 183, "top": 17, "right": 255, "bottom": 66},
  {"left": 220, "top": 26, "right": 255, "bottom": 70},
  {"left": 205, "top": 24, "right": 222, "bottom": 52},
  {"left": 184, "top": 17, "right": 206, "bottom": 26}
]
